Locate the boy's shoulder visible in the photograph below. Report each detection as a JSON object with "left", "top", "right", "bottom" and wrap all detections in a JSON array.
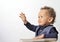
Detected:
[
  {"left": 49, "top": 26, "right": 58, "bottom": 34},
  {"left": 46, "top": 25, "right": 58, "bottom": 34},
  {"left": 43, "top": 25, "right": 58, "bottom": 34}
]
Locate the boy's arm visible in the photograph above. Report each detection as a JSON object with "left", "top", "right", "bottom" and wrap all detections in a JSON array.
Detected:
[
  {"left": 24, "top": 22, "right": 37, "bottom": 32},
  {"left": 33, "top": 34, "right": 44, "bottom": 40},
  {"left": 19, "top": 13, "right": 37, "bottom": 32}
]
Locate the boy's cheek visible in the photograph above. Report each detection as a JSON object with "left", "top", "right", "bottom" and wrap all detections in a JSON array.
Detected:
[
  {"left": 38, "top": 20, "right": 41, "bottom": 25},
  {"left": 38, "top": 21, "right": 46, "bottom": 26}
]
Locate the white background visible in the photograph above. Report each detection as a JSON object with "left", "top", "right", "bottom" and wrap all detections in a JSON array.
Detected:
[{"left": 0, "top": 0, "right": 60, "bottom": 42}]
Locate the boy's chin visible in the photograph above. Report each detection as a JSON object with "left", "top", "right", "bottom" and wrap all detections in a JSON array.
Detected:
[{"left": 39, "top": 24, "right": 44, "bottom": 26}]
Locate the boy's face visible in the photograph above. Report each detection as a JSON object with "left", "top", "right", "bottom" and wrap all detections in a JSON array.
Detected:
[{"left": 38, "top": 9, "right": 52, "bottom": 26}]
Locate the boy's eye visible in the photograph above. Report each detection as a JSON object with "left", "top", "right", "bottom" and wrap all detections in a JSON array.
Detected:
[
  {"left": 40, "top": 16, "right": 43, "bottom": 18},
  {"left": 38, "top": 16, "right": 40, "bottom": 18},
  {"left": 38, "top": 16, "right": 43, "bottom": 18}
]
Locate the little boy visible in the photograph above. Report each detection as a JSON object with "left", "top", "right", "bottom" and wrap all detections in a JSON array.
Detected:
[{"left": 19, "top": 6, "right": 58, "bottom": 40}]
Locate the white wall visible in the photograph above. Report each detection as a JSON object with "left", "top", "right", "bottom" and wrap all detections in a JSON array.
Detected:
[{"left": 0, "top": 0, "right": 60, "bottom": 42}]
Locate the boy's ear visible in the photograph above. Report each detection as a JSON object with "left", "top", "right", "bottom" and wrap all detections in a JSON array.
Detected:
[{"left": 48, "top": 17, "right": 53, "bottom": 23}]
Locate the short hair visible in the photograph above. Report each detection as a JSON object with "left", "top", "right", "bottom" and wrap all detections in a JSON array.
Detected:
[{"left": 41, "top": 6, "right": 56, "bottom": 24}]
